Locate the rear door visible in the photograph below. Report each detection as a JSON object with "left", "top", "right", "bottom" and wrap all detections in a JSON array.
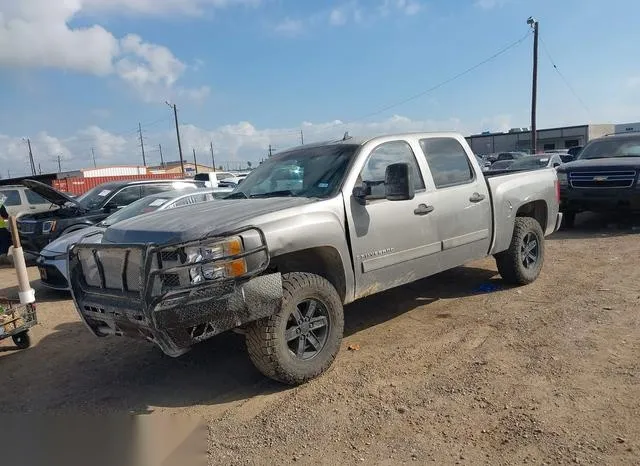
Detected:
[
  {"left": 418, "top": 136, "right": 492, "bottom": 269},
  {"left": 345, "top": 139, "right": 442, "bottom": 299}
]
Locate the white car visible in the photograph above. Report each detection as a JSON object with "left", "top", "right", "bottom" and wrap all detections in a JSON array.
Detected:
[
  {"left": 193, "top": 171, "right": 236, "bottom": 188},
  {"left": 36, "top": 187, "right": 232, "bottom": 291}
]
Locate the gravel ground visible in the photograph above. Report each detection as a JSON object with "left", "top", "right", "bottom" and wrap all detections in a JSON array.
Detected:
[{"left": 0, "top": 214, "right": 638, "bottom": 465}]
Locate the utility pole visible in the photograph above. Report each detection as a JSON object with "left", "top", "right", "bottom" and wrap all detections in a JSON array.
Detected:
[
  {"left": 159, "top": 144, "right": 164, "bottom": 168},
  {"left": 300, "top": 129, "right": 304, "bottom": 145},
  {"left": 192, "top": 148, "right": 198, "bottom": 174},
  {"left": 166, "top": 101, "right": 185, "bottom": 176},
  {"left": 268, "top": 144, "right": 273, "bottom": 158},
  {"left": 91, "top": 147, "right": 97, "bottom": 168},
  {"left": 210, "top": 141, "right": 216, "bottom": 172},
  {"left": 138, "top": 122, "right": 146, "bottom": 166},
  {"left": 24, "top": 138, "right": 36, "bottom": 176},
  {"left": 528, "top": 16, "right": 539, "bottom": 155},
  {"left": 57, "top": 154, "right": 62, "bottom": 173}
]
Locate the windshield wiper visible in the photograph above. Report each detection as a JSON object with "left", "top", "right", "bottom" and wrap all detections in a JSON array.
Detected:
[
  {"left": 225, "top": 191, "right": 248, "bottom": 199},
  {"left": 249, "top": 190, "right": 295, "bottom": 199}
]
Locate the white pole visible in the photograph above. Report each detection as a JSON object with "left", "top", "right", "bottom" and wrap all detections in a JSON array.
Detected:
[{"left": 9, "top": 216, "right": 35, "bottom": 304}]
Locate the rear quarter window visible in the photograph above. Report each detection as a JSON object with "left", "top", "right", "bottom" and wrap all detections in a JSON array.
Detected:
[
  {"left": 419, "top": 138, "right": 475, "bottom": 188},
  {"left": 25, "top": 190, "right": 49, "bottom": 205},
  {"left": 0, "top": 190, "right": 22, "bottom": 206}
]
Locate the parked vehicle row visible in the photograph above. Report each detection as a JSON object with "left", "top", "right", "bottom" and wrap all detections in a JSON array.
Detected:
[
  {"left": 66, "top": 131, "right": 562, "bottom": 385},
  {"left": 36, "top": 187, "right": 232, "bottom": 290},
  {"left": 16, "top": 179, "right": 204, "bottom": 254}
]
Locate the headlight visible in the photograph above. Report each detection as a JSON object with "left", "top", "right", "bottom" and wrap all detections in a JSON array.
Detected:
[
  {"left": 183, "top": 236, "right": 247, "bottom": 285},
  {"left": 42, "top": 220, "right": 57, "bottom": 234},
  {"left": 557, "top": 172, "right": 568, "bottom": 186}
]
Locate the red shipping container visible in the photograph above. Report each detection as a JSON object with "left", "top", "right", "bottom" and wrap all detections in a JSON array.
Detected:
[{"left": 52, "top": 174, "right": 186, "bottom": 196}]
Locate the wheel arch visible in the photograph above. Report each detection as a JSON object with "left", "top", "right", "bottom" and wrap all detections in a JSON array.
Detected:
[{"left": 269, "top": 247, "right": 347, "bottom": 303}]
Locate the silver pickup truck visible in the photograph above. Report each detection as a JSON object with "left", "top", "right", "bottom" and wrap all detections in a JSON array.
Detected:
[{"left": 68, "top": 132, "right": 562, "bottom": 384}]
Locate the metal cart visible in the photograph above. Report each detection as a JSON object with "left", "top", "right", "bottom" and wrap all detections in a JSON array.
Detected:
[{"left": 0, "top": 298, "right": 37, "bottom": 349}]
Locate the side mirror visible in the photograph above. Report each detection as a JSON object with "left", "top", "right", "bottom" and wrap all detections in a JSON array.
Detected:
[
  {"left": 385, "top": 163, "right": 414, "bottom": 201},
  {"left": 352, "top": 185, "right": 371, "bottom": 205}
]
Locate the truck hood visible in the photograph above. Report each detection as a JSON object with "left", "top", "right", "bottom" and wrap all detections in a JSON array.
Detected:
[
  {"left": 559, "top": 157, "right": 640, "bottom": 172},
  {"left": 41, "top": 226, "right": 105, "bottom": 255},
  {"left": 102, "top": 197, "right": 316, "bottom": 245},
  {"left": 22, "top": 179, "right": 83, "bottom": 209}
]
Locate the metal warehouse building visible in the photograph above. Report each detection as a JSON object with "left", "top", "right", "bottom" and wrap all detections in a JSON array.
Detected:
[{"left": 465, "top": 124, "right": 614, "bottom": 156}]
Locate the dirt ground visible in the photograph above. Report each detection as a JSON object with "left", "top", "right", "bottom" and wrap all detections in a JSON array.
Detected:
[{"left": 1, "top": 214, "right": 639, "bottom": 465}]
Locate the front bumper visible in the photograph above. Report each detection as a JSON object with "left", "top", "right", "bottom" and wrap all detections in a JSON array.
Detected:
[
  {"left": 36, "top": 253, "right": 70, "bottom": 291},
  {"left": 560, "top": 187, "right": 640, "bottom": 213},
  {"left": 19, "top": 232, "right": 54, "bottom": 255},
  {"left": 68, "top": 227, "right": 282, "bottom": 357}
]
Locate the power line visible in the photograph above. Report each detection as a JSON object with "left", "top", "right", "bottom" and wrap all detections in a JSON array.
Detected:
[
  {"left": 539, "top": 37, "right": 591, "bottom": 117},
  {"left": 357, "top": 31, "right": 532, "bottom": 124}
]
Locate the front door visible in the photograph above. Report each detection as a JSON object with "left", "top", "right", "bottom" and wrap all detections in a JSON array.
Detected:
[
  {"left": 417, "top": 137, "right": 492, "bottom": 270},
  {"left": 345, "top": 140, "right": 442, "bottom": 300}
]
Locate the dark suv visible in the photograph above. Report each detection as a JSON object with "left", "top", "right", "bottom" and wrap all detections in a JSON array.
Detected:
[
  {"left": 557, "top": 133, "right": 640, "bottom": 227},
  {"left": 16, "top": 179, "right": 202, "bottom": 254}
]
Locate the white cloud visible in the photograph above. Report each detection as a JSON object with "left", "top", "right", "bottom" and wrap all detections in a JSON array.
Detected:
[
  {"left": 325, "top": 1, "right": 421, "bottom": 29},
  {"left": 82, "top": 0, "right": 262, "bottom": 17},
  {"left": 274, "top": 17, "right": 304, "bottom": 36},
  {"left": 474, "top": 0, "right": 508, "bottom": 10},
  {"left": 0, "top": 0, "right": 217, "bottom": 102},
  {"left": 627, "top": 76, "right": 640, "bottom": 89},
  {"left": 329, "top": 8, "right": 348, "bottom": 26},
  {"left": 378, "top": 0, "right": 423, "bottom": 17},
  {"left": 0, "top": 115, "right": 485, "bottom": 176}
]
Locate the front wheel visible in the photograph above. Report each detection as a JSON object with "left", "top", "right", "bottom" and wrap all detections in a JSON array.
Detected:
[
  {"left": 495, "top": 217, "right": 545, "bottom": 286},
  {"left": 245, "top": 272, "right": 344, "bottom": 385}
]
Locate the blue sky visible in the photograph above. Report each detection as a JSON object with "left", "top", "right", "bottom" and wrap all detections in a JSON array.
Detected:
[{"left": 1, "top": 0, "right": 639, "bottom": 175}]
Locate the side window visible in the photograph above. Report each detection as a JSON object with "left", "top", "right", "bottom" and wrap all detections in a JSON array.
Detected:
[
  {"left": 0, "top": 190, "right": 22, "bottom": 206},
  {"left": 108, "top": 186, "right": 143, "bottom": 207},
  {"left": 25, "top": 190, "right": 49, "bottom": 205},
  {"left": 173, "top": 195, "right": 197, "bottom": 208},
  {"left": 142, "top": 184, "right": 174, "bottom": 197},
  {"left": 359, "top": 141, "right": 425, "bottom": 198},
  {"left": 419, "top": 138, "right": 475, "bottom": 189}
]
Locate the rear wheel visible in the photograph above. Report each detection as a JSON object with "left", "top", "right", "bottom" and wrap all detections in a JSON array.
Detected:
[
  {"left": 12, "top": 331, "right": 31, "bottom": 350},
  {"left": 245, "top": 272, "right": 344, "bottom": 385},
  {"left": 496, "top": 217, "right": 545, "bottom": 286}
]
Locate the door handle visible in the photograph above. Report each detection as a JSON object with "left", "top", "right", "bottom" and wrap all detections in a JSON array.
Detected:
[
  {"left": 414, "top": 204, "right": 434, "bottom": 216},
  {"left": 469, "top": 192, "right": 486, "bottom": 203}
]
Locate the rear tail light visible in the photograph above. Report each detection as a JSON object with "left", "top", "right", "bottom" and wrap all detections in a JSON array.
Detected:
[{"left": 554, "top": 179, "right": 560, "bottom": 202}]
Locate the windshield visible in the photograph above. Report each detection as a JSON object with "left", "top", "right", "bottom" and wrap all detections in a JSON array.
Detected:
[
  {"left": 228, "top": 144, "right": 359, "bottom": 199},
  {"left": 507, "top": 156, "right": 551, "bottom": 170},
  {"left": 578, "top": 137, "right": 640, "bottom": 160},
  {"left": 193, "top": 173, "right": 210, "bottom": 182},
  {"left": 99, "top": 195, "right": 169, "bottom": 227},
  {"left": 76, "top": 185, "right": 117, "bottom": 210}
]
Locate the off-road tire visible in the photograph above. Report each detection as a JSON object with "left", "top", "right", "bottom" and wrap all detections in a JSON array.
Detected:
[
  {"left": 12, "top": 331, "right": 31, "bottom": 350},
  {"left": 495, "top": 217, "right": 545, "bottom": 286},
  {"left": 562, "top": 211, "right": 576, "bottom": 229},
  {"left": 245, "top": 272, "right": 344, "bottom": 385}
]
